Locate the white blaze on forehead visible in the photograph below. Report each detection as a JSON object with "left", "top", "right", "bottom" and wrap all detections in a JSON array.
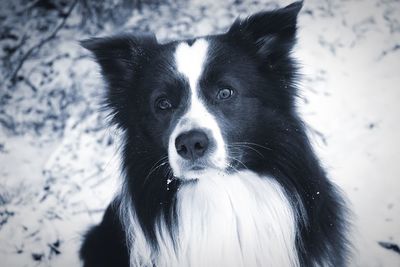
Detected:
[
  {"left": 169, "top": 39, "right": 228, "bottom": 178},
  {"left": 175, "top": 39, "right": 209, "bottom": 90}
]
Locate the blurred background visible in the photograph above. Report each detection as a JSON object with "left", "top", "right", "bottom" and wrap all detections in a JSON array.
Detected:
[{"left": 0, "top": 0, "right": 399, "bottom": 266}]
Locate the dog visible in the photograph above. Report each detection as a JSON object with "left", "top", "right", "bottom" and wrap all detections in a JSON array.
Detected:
[{"left": 80, "top": 1, "right": 349, "bottom": 266}]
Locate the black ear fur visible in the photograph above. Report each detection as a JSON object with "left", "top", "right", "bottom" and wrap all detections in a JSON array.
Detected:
[
  {"left": 80, "top": 33, "right": 158, "bottom": 127},
  {"left": 228, "top": 1, "right": 303, "bottom": 59},
  {"left": 80, "top": 33, "right": 158, "bottom": 82}
]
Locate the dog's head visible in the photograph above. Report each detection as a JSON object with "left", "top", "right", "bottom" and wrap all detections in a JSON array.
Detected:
[{"left": 82, "top": 1, "right": 302, "bottom": 182}]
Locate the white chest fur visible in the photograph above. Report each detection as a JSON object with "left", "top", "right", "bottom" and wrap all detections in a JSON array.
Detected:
[{"left": 123, "top": 171, "right": 299, "bottom": 267}]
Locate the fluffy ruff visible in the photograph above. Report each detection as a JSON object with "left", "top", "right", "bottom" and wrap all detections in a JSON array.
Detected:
[{"left": 119, "top": 171, "right": 299, "bottom": 267}]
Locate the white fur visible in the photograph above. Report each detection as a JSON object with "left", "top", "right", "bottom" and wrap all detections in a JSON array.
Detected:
[
  {"left": 118, "top": 185, "right": 153, "bottom": 266},
  {"left": 120, "top": 170, "right": 299, "bottom": 267},
  {"left": 168, "top": 39, "right": 227, "bottom": 180}
]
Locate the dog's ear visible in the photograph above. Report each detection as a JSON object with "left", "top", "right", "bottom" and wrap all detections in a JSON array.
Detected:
[
  {"left": 81, "top": 33, "right": 157, "bottom": 127},
  {"left": 227, "top": 1, "right": 302, "bottom": 60},
  {"left": 80, "top": 33, "right": 158, "bottom": 83}
]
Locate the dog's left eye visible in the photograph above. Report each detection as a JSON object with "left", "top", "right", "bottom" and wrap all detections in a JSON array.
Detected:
[
  {"left": 156, "top": 98, "right": 172, "bottom": 110},
  {"left": 216, "top": 88, "right": 234, "bottom": 100}
]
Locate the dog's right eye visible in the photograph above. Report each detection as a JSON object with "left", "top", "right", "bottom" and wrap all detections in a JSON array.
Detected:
[
  {"left": 156, "top": 98, "right": 172, "bottom": 110},
  {"left": 216, "top": 88, "right": 234, "bottom": 100}
]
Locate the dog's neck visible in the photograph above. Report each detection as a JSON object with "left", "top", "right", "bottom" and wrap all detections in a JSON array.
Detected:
[{"left": 121, "top": 170, "right": 299, "bottom": 267}]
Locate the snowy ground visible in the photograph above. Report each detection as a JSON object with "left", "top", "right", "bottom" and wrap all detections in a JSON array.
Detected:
[{"left": 0, "top": 0, "right": 399, "bottom": 266}]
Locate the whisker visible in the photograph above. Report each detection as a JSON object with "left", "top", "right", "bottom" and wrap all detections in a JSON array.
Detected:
[
  {"left": 143, "top": 155, "right": 169, "bottom": 184},
  {"left": 232, "top": 142, "right": 272, "bottom": 151},
  {"left": 227, "top": 155, "right": 249, "bottom": 170},
  {"left": 230, "top": 144, "right": 264, "bottom": 158}
]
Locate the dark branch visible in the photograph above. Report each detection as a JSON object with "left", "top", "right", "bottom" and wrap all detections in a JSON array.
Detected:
[
  {"left": 379, "top": 241, "right": 400, "bottom": 255},
  {"left": 5, "top": 0, "right": 78, "bottom": 86}
]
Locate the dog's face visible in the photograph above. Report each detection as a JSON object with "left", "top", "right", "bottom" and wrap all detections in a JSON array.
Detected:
[{"left": 82, "top": 2, "right": 302, "bottom": 182}]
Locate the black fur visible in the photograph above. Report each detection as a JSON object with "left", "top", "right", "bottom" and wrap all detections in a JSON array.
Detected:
[
  {"left": 80, "top": 1, "right": 350, "bottom": 266},
  {"left": 80, "top": 201, "right": 129, "bottom": 267}
]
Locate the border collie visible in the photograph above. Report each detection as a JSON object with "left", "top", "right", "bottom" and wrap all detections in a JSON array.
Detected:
[{"left": 80, "top": 1, "right": 349, "bottom": 266}]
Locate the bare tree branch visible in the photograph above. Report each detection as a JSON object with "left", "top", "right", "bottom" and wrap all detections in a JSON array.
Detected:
[{"left": 4, "top": 0, "right": 78, "bottom": 86}]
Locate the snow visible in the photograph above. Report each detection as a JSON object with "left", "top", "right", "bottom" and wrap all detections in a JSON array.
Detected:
[{"left": 0, "top": 0, "right": 399, "bottom": 266}]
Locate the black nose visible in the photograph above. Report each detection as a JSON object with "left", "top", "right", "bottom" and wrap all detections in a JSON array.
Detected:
[{"left": 175, "top": 130, "right": 209, "bottom": 161}]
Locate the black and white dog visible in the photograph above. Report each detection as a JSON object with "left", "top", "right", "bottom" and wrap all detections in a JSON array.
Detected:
[{"left": 80, "top": 2, "right": 349, "bottom": 266}]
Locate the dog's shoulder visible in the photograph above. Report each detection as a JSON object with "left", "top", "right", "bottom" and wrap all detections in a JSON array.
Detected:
[{"left": 80, "top": 200, "right": 129, "bottom": 267}]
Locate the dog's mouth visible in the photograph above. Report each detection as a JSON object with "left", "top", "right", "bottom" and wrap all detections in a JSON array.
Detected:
[
  {"left": 175, "top": 162, "right": 225, "bottom": 181},
  {"left": 190, "top": 165, "right": 205, "bottom": 171}
]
